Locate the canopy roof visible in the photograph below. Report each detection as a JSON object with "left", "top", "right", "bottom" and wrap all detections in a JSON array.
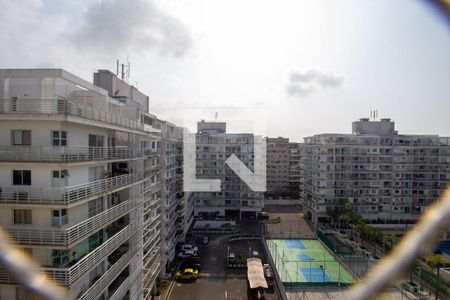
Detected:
[{"left": 247, "top": 258, "right": 268, "bottom": 289}]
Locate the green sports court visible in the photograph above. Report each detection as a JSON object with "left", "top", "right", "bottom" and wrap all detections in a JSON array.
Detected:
[{"left": 267, "top": 239, "right": 354, "bottom": 286}]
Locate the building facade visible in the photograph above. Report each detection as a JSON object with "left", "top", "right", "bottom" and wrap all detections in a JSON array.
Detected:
[
  {"left": 266, "top": 137, "right": 290, "bottom": 198},
  {"left": 302, "top": 118, "right": 450, "bottom": 225},
  {"left": 193, "top": 121, "right": 264, "bottom": 219},
  {"left": 288, "top": 142, "right": 304, "bottom": 203},
  {"left": 0, "top": 69, "right": 162, "bottom": 300},
  {"left": 159, "top": 121, "right": 193, "bottom": 272}
]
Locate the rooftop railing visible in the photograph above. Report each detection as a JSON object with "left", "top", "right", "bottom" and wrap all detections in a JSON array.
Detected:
[
  {"left": 0, "top": 146, "right": 140, "bottom": 163},
  {"left": 0, "top": 99, "right": 146, "bottom": 132},
  {"left": 0, "top": 173, "right": 143, "bottom": 205},
  {"left": 6, "top": 197, "right": 141, "bottom": 247}
]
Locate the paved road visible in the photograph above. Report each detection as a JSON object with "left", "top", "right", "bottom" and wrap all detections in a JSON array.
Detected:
[
  {"left": 169, "top": 235, "right": 248, "bottom": 300},
  {"left": 264, "top": 205, "right": 314, "bottom": 238}
]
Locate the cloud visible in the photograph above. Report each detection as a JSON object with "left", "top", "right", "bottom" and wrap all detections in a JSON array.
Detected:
[
  {"left": 72, "top": 0, "right": 192, "bottom": 58},
  {"left": 286, "top": 68, "right": 344, "bottom": 97}
]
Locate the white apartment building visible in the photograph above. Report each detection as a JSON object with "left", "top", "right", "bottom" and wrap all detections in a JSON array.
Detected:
[
  {"left": 288, "top": 142, "right": 304, "bottom": 202},
  {"left": 159, "top": 121, "right": 193, "bottom": 272},
  {"left": 266, "top": 137, "right": 290, "bottom": 198},
  {"left": 302, "top": 118, "right": 450, "bottom": 225},
  {"left": 0, "top": 69, "right": 162, "bottom": 300},
  {"left": 193, "top": 121, "right": 264, "bottom": 219}
]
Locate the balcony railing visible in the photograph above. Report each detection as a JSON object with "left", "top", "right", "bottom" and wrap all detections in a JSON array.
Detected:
[
  {"left": 0, "top": 98, "right": 146, "bottom": 132},
  {"left": 0, "top": 146, "right": 140, "bottom": 163},
  {"left": 0, "top": 173, "right": 143, "bottom": 205},
  {"left": 143, "top": 148, "right": 160, "bottom": 156},
  {"left": 78, "top": 247, "right": 140, "bottom": 300},
  {"left": 42, "top": 220, "right": 140, "bottom": 286},
  {"left": 6, "top": 197, "right": 141, "bottom": 247},
  {"left": 109, "top": 261, "right": 142, "bottom": 300}
]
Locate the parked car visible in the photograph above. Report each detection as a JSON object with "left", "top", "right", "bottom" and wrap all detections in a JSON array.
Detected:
[
  {"left": 180, "top": 261, "right": 202, "bottom": 272},
  {"left": 228, "top": 252, "right": 236, "bottom": 263},
  {"left": 263, "top": 264, "right": 274, "bottom": 288},
  {"left": 178, "top": 249, "right": 198, "bottom": 259},
  {"left": 176, "top": 268, "right": 199, "bottom": 280},
  {"left": 181, "top": 244, "right": 199, "bottom": 252},
  {"left": 202, "top": 236, "right": 209, "bottom": 245},
  {"left": 184, "top": 255, "right": 200, "bottom": 263}
]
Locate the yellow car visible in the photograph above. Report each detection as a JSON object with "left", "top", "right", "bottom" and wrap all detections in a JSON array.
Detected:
[{"left": 176, "top": 268, "right": 199, "bottom": 280}]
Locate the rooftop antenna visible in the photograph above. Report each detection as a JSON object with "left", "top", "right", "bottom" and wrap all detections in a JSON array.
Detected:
[
  {"left": 116, "top": 58, "right": 131, "bottom": 83},
  {"left": 126, "top": 55, "right": 131, "bottom": 83}
]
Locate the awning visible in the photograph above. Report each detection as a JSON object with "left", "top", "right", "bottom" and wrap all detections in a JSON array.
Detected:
[{"left": 247, "top": 258, "right": 268, "bottom": 289}]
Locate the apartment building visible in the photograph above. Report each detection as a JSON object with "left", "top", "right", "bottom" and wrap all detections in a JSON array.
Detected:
[
  {"left": 266, "top": 137, "right": 290, "bottom": 198},
  {"left": 302, "top": 118, "right": 450, "bottom": 225},
  {"left": 0, "top": 69, "right": 162, "bottom": 300},
  {"left": 193, "top": 121, "right": 264, "bottom": 219},
  {"left": 288, "top": 142, "right": 304, "bottom": 202},
  {"left": 159, "top": 121, "right": 193, "bottom": 272}
]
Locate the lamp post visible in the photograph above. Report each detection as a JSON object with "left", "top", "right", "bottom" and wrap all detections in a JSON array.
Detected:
[{"left": 309, "top": 258, "right": 315, "bottom": 285}]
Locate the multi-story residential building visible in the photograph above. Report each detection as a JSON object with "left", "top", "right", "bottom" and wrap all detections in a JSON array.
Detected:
[
  {"left": 302, "top": 118, "right": 450, "bottom": 225},
  {"left": 288, "top": 142, "right": 304, "bottom": 202},
  {"left": 0, "top": 69, "right": 162, "bottom": 300},
  {"left": 266, "top": 137, "right": 290, "bottom": 198},
  {"left": 193, "top": 121, "right": 264, "bottom": 219},
  {"left": 159, "top": 121, "right": 193, "bottom": 272}
]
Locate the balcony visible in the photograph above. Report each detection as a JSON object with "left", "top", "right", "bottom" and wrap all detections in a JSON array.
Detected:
[
  {"left": 143, "top": 148, "right": 160, "bottom": 157},
  {"left": 78, "top": 247, "right": 140, "bottom": 300},
  {"left": 0, "top": 173, "right": 143, "bottom": 205},
  {"left": 109, "top": 264, "right": 142, "bottom": 300},
  {"left": 0, "top": 98, "right": 146, "bottom": 133},
  {"left": 6, "top": 197, "right": 141, "bottom": 247},
  {"left": 0, "top": 146, "right": 140, "bottom": 163},
  {"left": 42, "top": 220, "right": 140, "bottom": 286}
]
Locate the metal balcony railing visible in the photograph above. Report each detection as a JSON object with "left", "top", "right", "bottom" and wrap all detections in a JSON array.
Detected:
[
  {"left": 6, "top": 198, "right": 141, "bottom": 247},
  {"left": 78, "top": 247, "right": 140, "bottom": 300},
  {"left": 0, "top": 173, "right": 143, "bottom": 205},
  {"left": 143, "top": 256, "right": 161, "bottom": 287},
  {"left": 143, "top": 148, "right": 160, "bottom": 156},
  {"left": 0, "top": 99, "right": 146, "bottom": 132},
  {"left": 42, "top": 220, "right": 140, "bottom": 286},
  {"left": 0, "top": 146, "right": 140, "bottom": 163},
  {"left": 109, "top": 263, "right": 142, "bottom": 300}
]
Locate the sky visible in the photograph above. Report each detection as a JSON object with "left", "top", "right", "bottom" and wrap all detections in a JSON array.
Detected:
[{"left": 0, "top": 0, "right": 449, "bottom": 141}]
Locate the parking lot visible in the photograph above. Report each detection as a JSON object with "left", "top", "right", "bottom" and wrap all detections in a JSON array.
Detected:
[{"left": 168, "top": 234, "right": 279, "bottom": 300}]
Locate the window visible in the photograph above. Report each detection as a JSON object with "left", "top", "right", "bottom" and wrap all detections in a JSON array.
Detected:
[
  {"left": 52, "top": 131, "right": 67, "bottom": 146},
  {"left": 16, "top": 287, "right": 27, "bottom": 300},
  {"left": 51, "top": 249, "right": 69, "bottom": 267},
  {"left": 88, "top": 198, "right": 103, "bottom": 217},
  {"left": 12, "top": 170, "right": 31, "bottom": 185},
  {"left": 51, "top": 170, "right": 68, "bottom": 187},
  {"left": 13, "top": 209, "right": 32, "bottom": 225},
  {"left": 51, "top": 209, "right": 68, "bottom": 226},
  {"left": 12, "top": 130, "right": 31, "bottom": 145}
]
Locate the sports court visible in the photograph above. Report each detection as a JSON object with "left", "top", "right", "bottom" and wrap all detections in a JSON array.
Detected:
[{"left": 267, "top": 239, "right": 354, "bottom": 286}]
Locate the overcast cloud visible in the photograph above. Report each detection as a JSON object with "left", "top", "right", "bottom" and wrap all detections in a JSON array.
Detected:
[
  {"left": 286, "top": 68, "right": 344, "bottom": 98},
  {"left": 72, "top": 0, "right": 192, "bottom": 58}
]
